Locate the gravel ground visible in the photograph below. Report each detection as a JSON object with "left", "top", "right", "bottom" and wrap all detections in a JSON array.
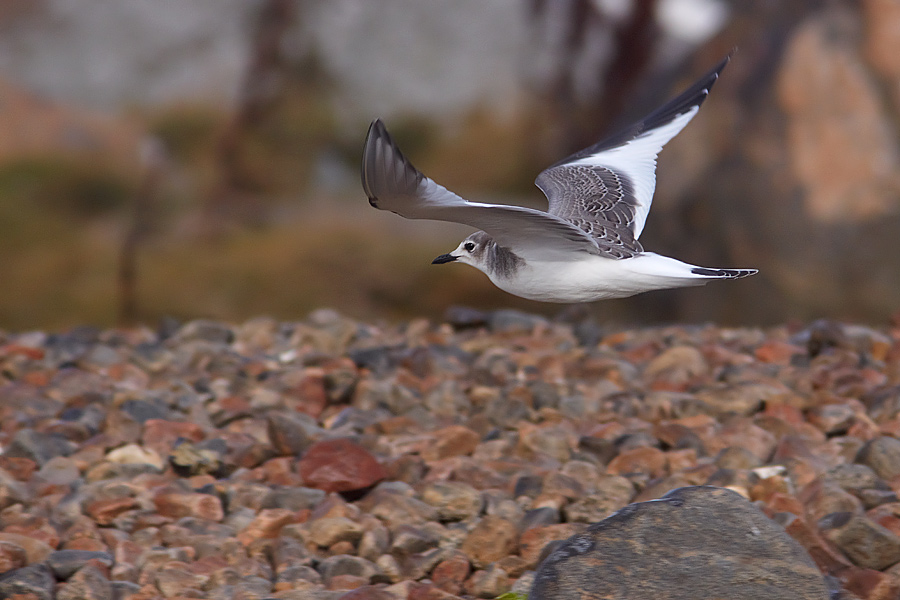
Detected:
[{"left": 0, "top": 308, "right": 899, "bottom": 600}]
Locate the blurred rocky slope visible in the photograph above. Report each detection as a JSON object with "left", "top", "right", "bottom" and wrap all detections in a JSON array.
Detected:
[{"left": 0, "top": 0, "right": 898, "bottom": 328}]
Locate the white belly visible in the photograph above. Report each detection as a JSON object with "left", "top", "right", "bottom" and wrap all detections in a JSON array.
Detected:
[{"left": 486, "top": 253, "right": 707, "bottom": 303}]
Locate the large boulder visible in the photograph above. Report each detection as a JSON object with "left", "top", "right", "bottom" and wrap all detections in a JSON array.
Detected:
[{"left": 530, "top": 486, "right": 830, "bottom": 600}]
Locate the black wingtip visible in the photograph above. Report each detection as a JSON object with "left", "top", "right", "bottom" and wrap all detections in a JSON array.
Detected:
[
  {"left": 361, "top": 117, "right": 426, "bottom": 208},
  {"left": 361, "top": 118, "right": 386, "bottom": 205},
  {"left": 548, "top": 54, "right": 733, "bottom": 168}
]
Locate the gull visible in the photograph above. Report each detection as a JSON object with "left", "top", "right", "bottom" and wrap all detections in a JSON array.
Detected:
[{"left": 361, "top": 56, "right": 756, "bottom": 303}]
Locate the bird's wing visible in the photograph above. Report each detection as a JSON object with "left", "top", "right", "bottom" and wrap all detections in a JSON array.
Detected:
[
  {"left": 537, "top": 55, "right": 730, "bottom": 252},
  {"left": 362, "top": 119, "right": 602, "bottom": 261}
]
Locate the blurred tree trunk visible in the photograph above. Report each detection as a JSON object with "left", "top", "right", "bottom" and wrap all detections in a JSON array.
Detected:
[
  {"left": 202, "top": 0, "right": 296, "bottom": 232},
  {"left": 528, "top": 0, "right": 658, "bottom": 161},
  {"left": 118, "top": 138, "right": 167, "bottom": 326}
]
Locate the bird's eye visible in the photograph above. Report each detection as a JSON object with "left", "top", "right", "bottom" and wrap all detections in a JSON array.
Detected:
[{"left": 464, "top": 242, "right": 475, "bottom": 252}]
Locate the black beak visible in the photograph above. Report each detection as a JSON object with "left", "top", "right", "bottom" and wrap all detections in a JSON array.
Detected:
[{"left": 432, "top": 253, "right": 458, "bottom": 265}]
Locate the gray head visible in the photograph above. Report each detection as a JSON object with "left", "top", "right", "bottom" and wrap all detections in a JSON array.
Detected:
[{"left": 432, "top": 231, "right": 522, "bottom": 278}]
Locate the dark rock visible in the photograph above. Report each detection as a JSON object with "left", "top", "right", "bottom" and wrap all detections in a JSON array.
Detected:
[
  {"left": 577, "top": 436, "right": 618, "bottom": 464},
  {"left": 46, "top": 549, "right": 114, "bottom": 579},
  {"left": 3, "top": 429, "right": 76, "bottom": 466},
  {"left": 390, "top": 524, "right": 440, "bottom": 556},
  {"left": 267, "top": 411, "right": 319, "bottom": 455},
  {"left": 855, "top": 436, "right": 900, "bottom": 481},
  {"left": 443, "top": 306, "right": 488, "bottom": 329},
  {"left": 56, "top": 564, "right": 113, "bottom": 600},
  {"left": 513, "top": 474, "right": 544, "bottom": 498},
  {"left": 317, "top": 554, "right": 379, "bottom": 584},
  {"left": 520, "top": 507, "right": 561, "bottom": 532},
  {"left": 0, "top": 563, "right": 55, "bottom": 600},
  {"left": 488, "top": 310, "right": 549, "bottom": 334},
  {"left": 531, "top": 486, "right": 830, "bottom": 600},
  {"left": 119, "top": 398, "right": 169, "bottom": 424},
  {"left": 826, "top": 464, "right": 884, "bottom": 491}
]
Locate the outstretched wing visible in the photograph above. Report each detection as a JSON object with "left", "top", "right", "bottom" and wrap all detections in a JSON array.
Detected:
[
  {"left": 536, "top": 55, "right": 730, "bottom": 256},
  {"left": 362, "top": 119, "right": 602, "bottom": 261}
]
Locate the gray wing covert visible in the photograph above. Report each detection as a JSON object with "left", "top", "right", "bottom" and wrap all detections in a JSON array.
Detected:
[{"left": 536, "top": 164, "right": 643, "bottom": 259}]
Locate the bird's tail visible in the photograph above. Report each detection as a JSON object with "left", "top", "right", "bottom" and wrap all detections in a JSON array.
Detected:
[{"left": 690, "top": 267, "right": 758, "bottom": 279}]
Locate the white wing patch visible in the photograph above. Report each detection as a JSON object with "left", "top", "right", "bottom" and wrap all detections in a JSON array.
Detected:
[{"left": 567, "top": 104, "right": 700, "bottom": 239}]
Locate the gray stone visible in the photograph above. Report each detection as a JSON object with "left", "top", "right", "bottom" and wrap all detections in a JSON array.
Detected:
[
  {"left": 826, "top": 464, "right": 884, "bottom": 491},
  {"left": 0, "top": 563, "right": 55, "bottom": 600},
  {"left": 520, "top": 507, "right": 561, "bottom": 532},
  {"left": 531, "top": 486, "right": 830, "bottom": 600},
  {"left": 488, "top": 310, "right": 549, "bottom": 334},
  {"left": 308, "top": 517, "right": 364, "bottom": 548},
  {"left": 561, "top": 475, "right": 634, "bottom": 524},
  {"left": 855, "top": 436, "right": 900, "bottom": 481},
  {"left": 3, "top": 429, "right": 76, "bottom": 466},
  {"left": 420, "top": 481, "right": 483, "bottom": 522},
  {"left": 818, "top": 511, "right": 900, "bottom": 571},
  {"left": 267, "top": 412, "right": 319, "bottom": 455},
  {"left": 261, "top": 486, "right": 326, "bottom": 511},
  {"left": 56, "top": 564, "right": 113, "bottom": 600},
  {"left": 389, "top": 524, "right": 440, "bottom": 556},
  {"left": 46, "top": 549, "right": 114, "bottom": 579},
  {"left": 175, "top": 320, "right": 234, "bottom": 344},
  {"left": 317, "top": 554, "right": 379, "bottom": 583}
]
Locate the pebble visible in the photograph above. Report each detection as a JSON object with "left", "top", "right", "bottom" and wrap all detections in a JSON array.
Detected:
[
  {"left": 0, "top": 313, "right": 899, "bottom": 599},
  {"left": 299, "top": 439, "right": 388, "bottom": 493},
  {"left": 0, "top": 563, "right": 56, "bottom": 600},
  {"left": 461, "top": 516, "right": 519, "bottom": 569},
  {"left": 818, "top": 512, "right": 900, "bottom": 570},
  {"left": 46, "top": 549, "right": 114, "bottom": 579},
  {"left": 856, "top": 437, "right": 900, "bottom": 481},
  {"left": 55, "top": 564, "right": 113, "bottom": 600},
  {"left": 318, "top": 554, "right": 380, "bottom": 585},
  {"left": 420, "top": 482, "right": 483, "bottom": 522}
]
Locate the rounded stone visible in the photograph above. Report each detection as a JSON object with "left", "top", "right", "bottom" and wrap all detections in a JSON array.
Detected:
[{"left": 530, "top": 486, "right": 831, "bottom": 600}]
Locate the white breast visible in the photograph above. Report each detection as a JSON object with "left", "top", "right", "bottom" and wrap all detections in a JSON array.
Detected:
[{"left": 487, "top": 253, "right": 708, "bottom": 303}]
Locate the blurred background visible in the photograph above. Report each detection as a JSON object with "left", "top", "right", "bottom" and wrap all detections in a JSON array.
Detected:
[{"left": 0, "top": 0, "right": 898, "bottom": 331}]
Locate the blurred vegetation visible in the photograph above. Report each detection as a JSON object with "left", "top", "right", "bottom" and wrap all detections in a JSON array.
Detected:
[{"left": 0, "top": 85, "right": 550, "bottom": 330}]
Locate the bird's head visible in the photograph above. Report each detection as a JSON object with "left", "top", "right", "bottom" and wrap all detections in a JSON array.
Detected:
[{"left": 432, "top": 231, "right": 493, "bottom": 272}]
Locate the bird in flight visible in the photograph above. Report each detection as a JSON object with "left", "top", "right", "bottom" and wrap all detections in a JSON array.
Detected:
[{"left": 361, "top": 56, "right": 756, "bottom": 303}]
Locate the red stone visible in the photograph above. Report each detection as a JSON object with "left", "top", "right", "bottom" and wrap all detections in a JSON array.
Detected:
[
  {"left": 0, "top": 540, "right": 26, "bottom": 572},
  {"left": 1, "top": 344, "right": 45, "bottom": 360},
  {"left": 153, "top": 490, "right": 224, "bottom": 521},
  {"left": 519, "top": 524, "right": 583, "bottom": 568},
  {"left": 292, "top": 372, "right": 328, "bottom": 418},
  {"left": 754, "top": 340, "right": 804, "bottom": 364},
  {"left": 779, "top": 513, "right": 852, "bottom": 574},
  {"left": 0, "top": 456, "right": 37, "bottom": 481},
  {"left": 327, "top": 574, "right": 369, "bottom": 591},
  {"left": 432, "top": 554, "right": 471, "bottom": 595},
  {"left": 298, "top": 439, "right": 387, "bottom": 493},
  {"left": 607, "top": 446, "right": 668, "bottom": 478},
  {"left": 844, "top": 567, "right": 900, "bottom": 600},
  {"left": 85, "top": 497, "right": 140, "bottom": 526}
]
